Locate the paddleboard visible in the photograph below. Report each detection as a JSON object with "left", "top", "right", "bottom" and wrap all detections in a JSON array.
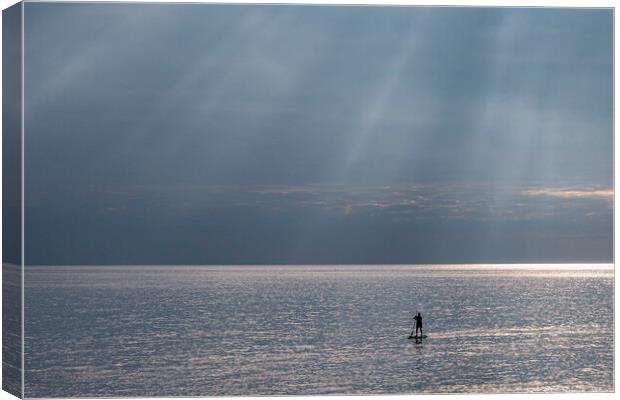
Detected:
[{"left": 408, "top": 335, "right": 427, "bottom": 339}]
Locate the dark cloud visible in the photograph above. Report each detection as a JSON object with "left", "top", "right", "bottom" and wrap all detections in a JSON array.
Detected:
[
  {"left": 25, "top": 183, "right": 612, "bottom": 264},
  {"left": 22, "top": 4, "right": 613, "bottom": 264}
]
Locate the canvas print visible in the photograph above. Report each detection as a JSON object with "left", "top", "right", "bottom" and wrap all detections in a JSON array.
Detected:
[{"left": 2, "top": 2, "right": 614, "bottom": 397}]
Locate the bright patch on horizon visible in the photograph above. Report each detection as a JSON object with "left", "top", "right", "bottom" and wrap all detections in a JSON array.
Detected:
[{"left": 521, "top": 188, "right": 613, "bottom": 200}]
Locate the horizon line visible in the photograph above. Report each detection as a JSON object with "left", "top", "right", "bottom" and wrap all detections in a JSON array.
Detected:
[{"left": 14, "top": 262, "right": 615, "bottom": 267}]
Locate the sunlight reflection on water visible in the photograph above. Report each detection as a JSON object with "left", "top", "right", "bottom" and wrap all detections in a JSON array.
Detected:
[{"left": 23, "top": 264, "right": 613, "bottom": 396}]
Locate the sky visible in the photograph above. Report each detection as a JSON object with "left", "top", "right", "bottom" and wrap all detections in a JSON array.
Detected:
[
  {"left": 22, "top": 4, "right": 613, "bottom": 265},
  {"left": 3, "top": 3, "right": 22, "bottom": 265}
]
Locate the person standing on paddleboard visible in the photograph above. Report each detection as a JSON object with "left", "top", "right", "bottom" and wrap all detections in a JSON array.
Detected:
[{"left": 414, "top": 312, "right": 423, "bottom": 337}]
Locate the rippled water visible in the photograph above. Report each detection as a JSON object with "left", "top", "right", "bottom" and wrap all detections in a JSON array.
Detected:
[{"left": 23, "top": 264, "right": 613, "bottom": 397}]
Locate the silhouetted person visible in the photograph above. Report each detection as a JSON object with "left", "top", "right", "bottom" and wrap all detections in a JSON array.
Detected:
[{"left": 413, "top": 312, "right": 423, "bottom": 337}]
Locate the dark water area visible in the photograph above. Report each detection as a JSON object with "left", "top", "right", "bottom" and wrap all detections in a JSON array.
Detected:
[
  {"left": 24, "top": 264, "right": 613, "bottom": 397},
  {"left": 3, "top": 264, "right": 22, "bottom": 397}
]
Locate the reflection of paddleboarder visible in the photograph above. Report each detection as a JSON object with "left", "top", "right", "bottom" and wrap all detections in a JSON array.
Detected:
[{"left": 411, "top": 312, "right": 423, "bottom": 337}]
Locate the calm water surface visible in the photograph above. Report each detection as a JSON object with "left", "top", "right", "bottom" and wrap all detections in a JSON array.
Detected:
[{"left": 23, "top": 264, "right": 613, "bottom": 397}]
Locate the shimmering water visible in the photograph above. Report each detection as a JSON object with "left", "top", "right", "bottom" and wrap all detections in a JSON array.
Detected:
[{"left": 23, "top": 264, "right": 613, "bottom": 397}]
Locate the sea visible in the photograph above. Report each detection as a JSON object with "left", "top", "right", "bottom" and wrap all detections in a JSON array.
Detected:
[{"left": 18, "top": 264, "right": 614, "bottom": 397}]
